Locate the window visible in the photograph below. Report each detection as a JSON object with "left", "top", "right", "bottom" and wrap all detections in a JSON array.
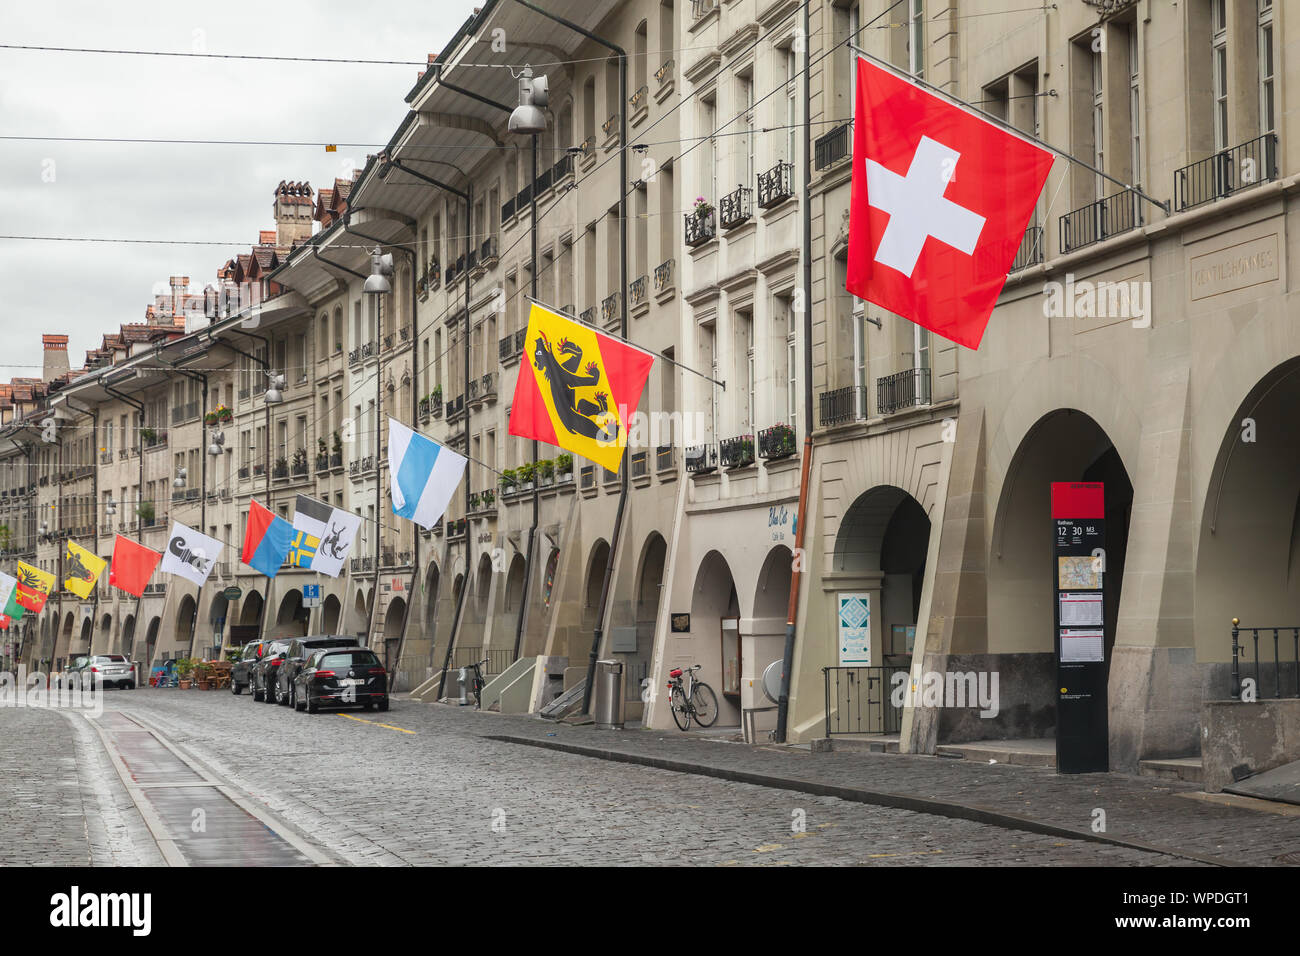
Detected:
[
  {"left": 1129, "top": 26, "right": 1141, "bottom": 185},
  {"left": 1213, "top": 0, "right": 1228, "bottom": 151},
  {"left": 785, "top": 46, "right": 798, "bottom": 164},
  {"left": 1092, "top": 43, "right": 1105, "bottom": 192},
  {"left": 852, "top": 299, "right": 868, "bottom": 420},
  {"left": 737, "top": 69, "right": 754, "bottom": 186},
  {"left": 700, "top": 92, "right": 717, "bottom": 202},
  {"left": 785, "top": 301, "right": 797, "bottom": 432},
  {"left": 908, "top": 0, "right": 924, "bottom": 79},
  {"left": 1259, "top": 0, "right": 1275, "bottom": 135}
]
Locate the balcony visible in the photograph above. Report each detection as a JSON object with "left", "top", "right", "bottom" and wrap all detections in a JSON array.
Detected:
[
  {"left": 685, "top": 210, "right": 716, "bottom": 247},
  {"left": 1059, "top": 189, "right": 1142, "bottom": 255},
  {"left": 653, "top": 258, "right": 675, "bottom": 295},
  {"left": 238, "top": 465, "right": 250, "bottom": 480},
  {"left": 348, "top": 348, "right": 361, "bottom": 366},
  {"left": 758, "top": 161, "right": 795, "bottom": 208},
  {"left": 720, "top": 434, "right": 755, "bottom": 469},
  {"left": 655, "top": 444, "right": 675, "bottom": 472},
  {"left": 629, "top": 275, "right": 648, "bottom": 309},
  {"left": 579, "top": 306, "right": 597, "bottom": 326},
  {"left": 272, "top": 461, "right": 289, "bottom": 480},
  {"left": 426, "top": 258, "right": 440, "bottom": 292},
  {"left": 291, "top": 458, "right": 309, "bottom": 478},
  {"left": 601, "top": 293, "right": 620, "bottom": 329},
  {"left": 691, "top": 0, "right": 719, "bottom": 20},
  {"left": 253, "top": 463, "right": 265, "bottom": 477},
  {"left": 814, "top": 123, "right": 851, "bottom": 171},
  {"left": 143, "top": 428, "right": 167, "bottom": 450},
  {"left": 480, "top": 236, "right": 498, "bottom": 267},
  {"left": 629, "top": 84, "right": 648, "bottom": 113},
  {"left": 718, "top": 185, "right": 753, "bottom": 230},
  {"left": 100, "top": 451, "right": 113, "bottom": 465},
  {"left": 819, "top": 385, "right": 866, "bottom": 427},
  {"left": 361, "top": 341, "right": 376, "bottom": 360},
  {"left": 877, "top": 367, "right": 931, "bottom": 415},
  {"left": 418, "top": 396, "right": 431, "bottom": 422},
  {"left": 655, "top": 59, "right": 674, "bottom": 90},
  {"left": 1010, "top": 224, "right": 1044, "bottom": 272},
  {"left": 171, "top": 402, "right": 199, "bottom": 425},
  {"left": 467, "top": 371, "right": 497, "bottom": 406},
  {"left": 499, "top": 330, "right": 523, "bottom": 364},
  {"left": 758, "top": 424, "right": 797, "bottom": 461},
  {"left": 685, "top": 444, "right": 717, "bottom": 475},
  {"left": 444, "top": 394, "right": 465, "bottom": 422},
  {"left": 1175, "top": 133, "right": 1278, "bottom": 211},
  {"left": 501, "top": 196, "right": 516, "bottom": 222},
  {"left": 601, "top": 113, "right": 619, "bottom": 139},
  {"left": 630, "top": 450, "right": 649, "bottom": 479}
]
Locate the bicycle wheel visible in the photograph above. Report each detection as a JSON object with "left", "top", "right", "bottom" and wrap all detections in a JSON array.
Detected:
[
  {"left": 670, "top": 685, "right": 692, "bottom": 731},
  {"left": 691, "top": 682, "right": 719, "bottom": 728}
]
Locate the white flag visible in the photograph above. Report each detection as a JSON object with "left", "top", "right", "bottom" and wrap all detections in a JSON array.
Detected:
[
  {"left": 299, "top": 496, "right": 362, "bottom": 578},
  {"left": 159, "top": 521, "right": 222, "bottom": 588}
]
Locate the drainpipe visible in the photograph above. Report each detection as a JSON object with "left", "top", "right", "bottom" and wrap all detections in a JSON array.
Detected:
[
  {"left": 508, "top": 0, "right": 629, "bottom": 717},
  {"left": 345, "top": 214, "right": 420, "bottom": 674},
  {"left": 775, "top": 0, "right": 815, "bottom": 744},
  {"left": 169, "top": 366, "right": 208, "bottom": 658},
  {"left": 512, "top": 133, "right": 541, "bottom": 663}
]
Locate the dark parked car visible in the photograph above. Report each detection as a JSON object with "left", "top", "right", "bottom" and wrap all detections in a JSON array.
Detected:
[
  {"left": 294, "top": 647, "right": 389, "bottom": 714},
  {"left": 231, "top": 638, "right": 279, "bottom": 695},
  {"left": 250, "top": 639, "right": 293, "bottom": 702},
  {"left": 273, "top": 637, "right": 362, "bottom": 708}
]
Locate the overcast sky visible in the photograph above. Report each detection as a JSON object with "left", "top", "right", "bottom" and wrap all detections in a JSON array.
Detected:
[{"left": 0, "top": 0, "right": 479, "bottom": 380}]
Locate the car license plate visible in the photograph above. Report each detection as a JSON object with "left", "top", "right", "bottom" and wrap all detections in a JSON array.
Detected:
[{"left": 340, "top": 678, "right": 362, "bottom": 686}]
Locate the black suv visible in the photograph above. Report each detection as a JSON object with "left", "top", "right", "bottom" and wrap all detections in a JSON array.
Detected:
[
  {"left": 231, "top": 638, "right": 278, "bottom": 695},
  {"left": 250, "top": 639, "right": 293, "bottom": 702},
  {"left": 273, "top": 636, "right": 361, "bottom": 708},
  {"left": 295, "top": 647, "right": 389, "bottom": 713}
]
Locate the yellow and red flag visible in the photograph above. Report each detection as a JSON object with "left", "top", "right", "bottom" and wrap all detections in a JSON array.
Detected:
[
  {"left": 507, "top": 302, "right": 654, "bottom": 473},
  {"left": 14, "top": 561, "right": 55, "bottom": 614},
  {"left": 64, "top": 540, "right": 107, "bottom": 599}
]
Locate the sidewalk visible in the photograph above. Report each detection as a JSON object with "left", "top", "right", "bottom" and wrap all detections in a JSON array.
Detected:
[{"left": 462, "top": 712, "right": 1300, "bottom": 866}]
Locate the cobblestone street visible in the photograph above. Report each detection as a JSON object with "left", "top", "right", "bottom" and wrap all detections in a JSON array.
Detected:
[{"left": 0, "top": 688, "right": 1210, "bottom": 866}]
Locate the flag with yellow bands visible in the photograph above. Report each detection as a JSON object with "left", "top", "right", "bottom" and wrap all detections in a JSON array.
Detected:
[
  {"left": 64, "top": 540, "right": 107, "bottom": 599},
  {"left": 507, "top": 303, "right": 654, "bottom": 473}
]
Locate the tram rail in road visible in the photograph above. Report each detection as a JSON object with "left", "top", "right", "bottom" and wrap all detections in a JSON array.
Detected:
[{"left": 86, "top": 710, "right": 334, "bottom": 866}]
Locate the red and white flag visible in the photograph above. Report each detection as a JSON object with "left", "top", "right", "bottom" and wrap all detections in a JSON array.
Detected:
[{"left": 846, "top": 57, "right": 1054, "bottom": 349}]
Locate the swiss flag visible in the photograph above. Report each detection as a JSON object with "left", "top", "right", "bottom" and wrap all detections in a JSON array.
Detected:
[{"left": 846, "top": 57, "right": 1054, "bottom": 349}]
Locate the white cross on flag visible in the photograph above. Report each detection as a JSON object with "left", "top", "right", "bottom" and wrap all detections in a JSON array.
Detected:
[{"left": 846, "top": 57, "right": 1054, "bottom": 349}]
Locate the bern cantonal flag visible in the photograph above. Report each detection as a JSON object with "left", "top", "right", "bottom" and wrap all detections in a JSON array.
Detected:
[
  {"left": 109, "top": 534, "right": 163, "bottom": 598},
  {"left": 14, "top": 561, "right": 55, "bottom": 614},
  {"left": 508, "top": 301, "right": 654, "bottom": 473},
  {"left": 292, "top": 493, "right": 361, "bottom": 578},
  {"left": 388, "top": 418, "right": 466, "bottom": 531},
  {"left": 64, "top": 539, "right": 108, "bottom": 600},
  {"left": 846, "top": 56, "right": 1054, "bottom": 349},
  {"left": 160, "top": 522, "right": 223, "bottom": 588},
  {"left": 242, "top": 500, "right": 295, "bottom": 578}
]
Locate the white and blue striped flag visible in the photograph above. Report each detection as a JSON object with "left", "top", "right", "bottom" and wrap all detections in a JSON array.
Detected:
[{"left": 387, "top": 417, "right": 467, "bottom": 530}]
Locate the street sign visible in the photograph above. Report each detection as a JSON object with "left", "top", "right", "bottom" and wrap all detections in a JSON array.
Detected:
[
  {"left": 302, "top": 584, "right": 321, "bottom": 608},
  {"left": 1051, "top": 482, "right": 1109, "bottom": 774},
  {"left": 223, "top": 586, "right": 242, "bottom": 601}
]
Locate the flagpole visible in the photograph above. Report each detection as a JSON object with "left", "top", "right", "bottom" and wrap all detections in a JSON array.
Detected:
[{"left": 847, "top": 44, "right": 1171, "bottom": 216}]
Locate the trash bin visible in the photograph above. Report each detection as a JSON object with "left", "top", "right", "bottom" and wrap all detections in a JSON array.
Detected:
[
  {"left": 594, "top": 659, "right": 626, "bottom": 730},
  {"left": 455, "top": 667, "right": 471, "bottom": 706}
]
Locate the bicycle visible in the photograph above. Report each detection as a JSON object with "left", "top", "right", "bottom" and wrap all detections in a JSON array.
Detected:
[
  {"left": 462, "top": 657, "right": 489, "bottom": 709},
  {"left": 666, "top": 664, "right": 719, "bottom": 731}
]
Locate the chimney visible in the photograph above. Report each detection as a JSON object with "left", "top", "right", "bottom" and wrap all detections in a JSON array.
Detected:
[
  {"left": 259, "top": 230, "right": 277, "bottom": 246},
  {"left": 169, "top": 276, "right": 189, "bottom": 317},
  {"left": 274, "top": 180, "right": 314, "bottom": 248},
  {"left": 41, "top": 334, "right": 70, "bottom": 383}
]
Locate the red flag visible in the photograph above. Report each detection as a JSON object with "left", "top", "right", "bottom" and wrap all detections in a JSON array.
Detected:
[
  {"left": 846, "top": 57, "right": 1054, "bottom": 349},
  {"left": 0, "top": 615, "right": 9, "bottom": 630},
  {"left": 110, "top": 534, "right": 162, "bottom": 598}
]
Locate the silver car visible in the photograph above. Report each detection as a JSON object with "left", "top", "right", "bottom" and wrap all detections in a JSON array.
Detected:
[{"left": 83, "top": 654, "right": 136, "bottom": 689}]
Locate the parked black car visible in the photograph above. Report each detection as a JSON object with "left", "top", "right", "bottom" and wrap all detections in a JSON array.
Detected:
[
  {"left": 231, "top": 638, "right": 278, "bottom": 695},
  {"left": 294, "top": 647, "right": 389, "bottom": 714},
  {"left": 249, "top": 639, "right": 294, "bottom": 702},
  {"left": 273, "top": 636, "right": 362, "bottom": 708}
]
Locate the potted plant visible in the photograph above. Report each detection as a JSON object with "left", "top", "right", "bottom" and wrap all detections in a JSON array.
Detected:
[
  {"left": 693, "top": 196, "right": 714, "bottom": 219},
  {"left": 291, "top": 447, "right": 308, "bottom": 475},
  {"left": 176, "top": 657, "right": 194, "bottom": 689},
  {"left": 332, "top": 430, "right": 343, "bottom": 464},
  {"left": 431, "top": 385, "right": 443, "bottom": 405},
  {"left": 215, "top": 403, "right": 232, "bottom": 423},
  {"left": 538, "top": 458, "right": 555, "bottom": 484},
  {"left": 498, "top": 468, "right": 517, "bottom": 494},
  {"left": 316, "top": 436, "right": 328, "bottom": 469},
  {"left": 136, "top": 501, "right": 155, "bottom": 527},
  {"left": 556, "top": 453, "right": 574, "bottom": 482},
  {"left": 469, "top": 492, "right": 481, "bottom": 512},
  {"left": 481, "top": 489, "right": 496, "bottom": 509},
  {"left": 204, "top": 410, "right": 219, "bottom": 426},
  {"left": 140, "top": 426, "right": 157, "bottom": 445},
  {"left": 193, "top": 660, "right": 211, "bottom": 690},
  {"left": 517, "top": 461, "right": 535, "bottom": 491},
  {"left": 273, "top": 456, "right": 288, "bottom": 478}
]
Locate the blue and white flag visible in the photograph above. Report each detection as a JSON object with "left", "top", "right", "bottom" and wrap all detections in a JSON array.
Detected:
[{"left": 387, "top": 417, "right": 466, "bottom": 530}]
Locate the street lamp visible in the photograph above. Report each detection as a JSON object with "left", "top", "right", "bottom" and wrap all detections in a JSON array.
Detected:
[
  {"left": 264, "top": 372, "right": 285, "bottom": 405},
  {"left": 508, "top": 66, "right": 549, "bottom": 134},
  {"left": 105, "top": 498, "right": 116, "bottom": 517},
  {"left": 363, "top": 247, "right": 393, "bottom": 296},
  {"left": 173, "top": 467, "right": 187, "bottom": 490},
  {"left": 207, "top": 431, "right": 225, "bottom": 457}
]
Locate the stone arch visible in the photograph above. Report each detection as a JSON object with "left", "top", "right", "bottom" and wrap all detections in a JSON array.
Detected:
[
  {"left": 276, "top": 589, "right": 307, "bottom": 637},
  {"left": 583, "top": 539, "right": 610, "bottom": 631},
  {"left": 322, "top": 593, "right": 342, "bottom": 633},
  {"left": 239, "top": 590, "right": 264, "bottom": 627},
  {"left": 176, "top": 594, "right": 197, "bottom": 653},
  {"left": 688, "top": 549, "right": 741, "bottom": 725}
]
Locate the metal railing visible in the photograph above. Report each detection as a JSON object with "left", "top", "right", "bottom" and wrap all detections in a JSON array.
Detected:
[
  {"left": 819, "top": 385, "right": 864, "bottom": 426},
  {"left": 1175, "top": 133, "right": 1278, "bottom": 212},
  {"left": 1231, "top": 622, "right": 1300, "bottom": 700},
  {"left": 719, "top": 185, "right": 753, "bottom": 229},
  {"left": 630, "top": 450, "right": 649, "bottom": 478},
  {"left": 579, "top": 307, "right": 596, "bottom": 326},
  {"left": 601, "top": 293, "right": 619, "bottom": 328},
  {"left": 629, "top": 274, "right": 648, "bottom": 308},
  {"left": 655, "top": 59, "right": 674, "bottom": 87},
  {"left": 602, "top": 113, "right": 619, "bottom": 138},
  {"left": 685, "top": 210, "right": 715, "bottom": 247},
  {"left": 629, "top": 84, "right": 648, "bottom": 111},
  {"left": 1059, "top": 189, "right": 1142, "bottom": 254},
  {"left": 758, "top": 161, "right": 794, "bottom": 208},
  {"left": 654, "top": 258, "right": 675, "bottom": 292},
  {"left": 685, "top": 443, "right": 717, "bottom": 474},
  {"left": 758, "top": 424, "right": 797, "bottom": 460},
  {"left": 655, "top": 444, "right": 674, "bottom": 471},
  {"left": 552, "top": 152, "right": 574, "bottom": 184},
  {"left": 720, "top": 434, "right": 755, "bottom": 469},
  {"left": 814, "top": 124, "right": 850, "bottom": 170},
  {"left": 1010, "top": 224, "right": 1044, "bottom": 272},
  {"left": 877, "top": 367, "right": 931, "bottom": 415},
  {"left": 824, "top": 665, "right": 908, "bottom": 735}
]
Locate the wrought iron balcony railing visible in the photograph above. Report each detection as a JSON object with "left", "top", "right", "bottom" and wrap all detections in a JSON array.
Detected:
[
  {"left": 655, "top": 444, "right": 675, "bottom": 471},
  {"left": 877, "top": 367, "right": 931, "bottom": 415},
  {"left": 719, "top": 185, "right": 753, "bottom": 230},
  {"left": 654, "top": 258, "right": 675, "bottom": 293},
  {"left": 758, "top": 161, "right": 795, "bottom": 208},
  {"left": 720, "top": 434, "right": 755, "bottom": 469},
  {"left": 685, "top": 210, "right": 715, "bottom": 247},
  {"left": 814, "top": 123, "right": 851, "bottom": 170},
  {"left": 655, "top": 59, "right": 674, "bottom": 87},
  {"left": 602, "top": 293, "right": 620, "bottom": 328},
  {"left": 685, "top": 443, "right": 718, "bottom": 475},
  {"left": 1059, "top": 189, "right": 1142, "bottom": 254},
  {"left": 819, "top": 385, "right": 865, "bottom": 427},
  {"left": 629, "top": 84, "right": 648, "bottom": 111},
  {"left": 1175, "top": 133, "right": 1278, "bottom": 212},
  {"left": 580, "top": 307, "right": 596, "bottom": 326},
  {"left": 1010, "top": 224, "right": 1044, "bottom": 272},
  {"left": 629, "top": 275, "right": 648, "bottom": 308},
  {"left": 758, "top": 424, "right": 797, "bottom": 460}
]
